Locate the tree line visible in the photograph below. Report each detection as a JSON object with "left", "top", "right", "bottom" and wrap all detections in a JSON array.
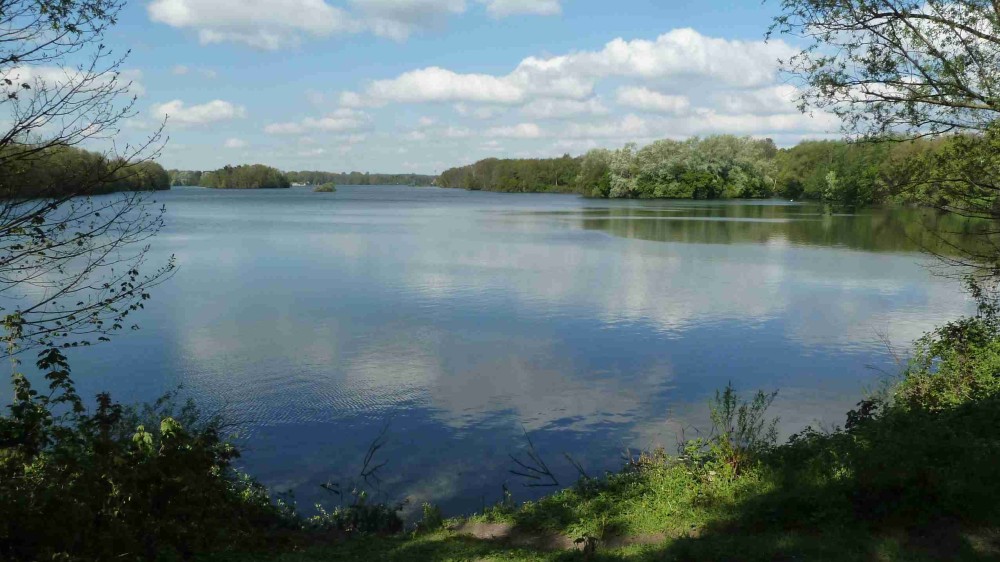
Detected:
[
  {"left": 437, "top": 135, "right": 967, "bottom": 207},
  {"left": 169, "top": 169, "right": 436, "bottom": 188},
  {"left": 199, "top": 164, "right": 291, "bottom": 189},
  {"left": 286, "top": 170, "right": 436, "bottom": 186},
  {"left": 0, "top": 145, "right": 170, "bottom": 198}
]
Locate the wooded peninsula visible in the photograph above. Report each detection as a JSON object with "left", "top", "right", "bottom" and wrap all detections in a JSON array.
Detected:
[{"left": 437, "top": 135, "right": 957, "bottom": 208}]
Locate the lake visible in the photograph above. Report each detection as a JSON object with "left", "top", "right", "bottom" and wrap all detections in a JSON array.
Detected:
[{"left": 63, "top": 185, "right": 973, "bottom": 517}]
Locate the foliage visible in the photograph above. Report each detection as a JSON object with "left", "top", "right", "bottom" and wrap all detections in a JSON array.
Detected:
[
  {"left": 0, "top": 145, "right": 170, "bottom": 198},
  {"left": 774, "top": 0, "right": 1000, "bottom": 278},
  {"left": 576, "top": 149, "right": 612, "bottom": 198},
  {"left": 308, "top": 490, "right": 404, "bottom": 537},
  {"left": 415, "top": 503, "right": 445, "bottom": 534},
  {"left": 772, "top": 0, "right": 1000, "bottom": 139},
  {"left": 0, "top": 349, "right": 297, "bottom": 561},
  {"left": 437, "top": 135, "right": 961, "bottom": 206},
  {"left": 287, "top": 171, "right": 435, "bottom": 186},
  {"left": 313, "top": 183, "right": 337, "bottom": 193},
  {"left": 202, "top": 164, "right": 291, "bottom": 189},
  {"left": 0, "top": 0, "right": 171, "bottom": 357},
  {"left": 437, "top": 154, "right": 581, "bottom": 193},
  {"left": 171, "top": 170, "right": 435, "bottom": 187},
  {"left": 168, "top": 169, "right": 203, "bottom": 187},
  {"left": 703, "top": 384, "right": 779, "bottom": 476}
]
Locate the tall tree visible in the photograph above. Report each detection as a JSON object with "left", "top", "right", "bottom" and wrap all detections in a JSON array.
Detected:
[
  {"left": 0, "top": 0, "right": 171, "bottom": 356},
  {"left": 773, "top": 0, "right": 1000, "bottom": 275}
]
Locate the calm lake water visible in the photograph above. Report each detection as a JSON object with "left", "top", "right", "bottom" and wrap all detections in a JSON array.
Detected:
[{"left": 64, "top": 185, "right": 972, "bottom": 517}]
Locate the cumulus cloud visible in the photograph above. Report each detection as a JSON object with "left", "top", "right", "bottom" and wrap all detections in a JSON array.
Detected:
[
  {"left": 264, "top": 108, "right": 369, "bottom": 135},
  {"left": 148, "top": 0, "right": 359, "bottom": 49},
  {"left": 149, "top": 0, "right": 477, "bottom": 47},
  {"left": 339, "top": 29, "right": 797, "bottom": 108},
  {"left": 351, "top": 0, "right": 466, "bottom": 40},
  {"left": 151, "top": 99, "right": 246, "bottom": 126},
  {"left": 715, "top": 85, "right": 800, "bottom": 116},
  {"left": 7, "top": 65, "right": 145, "bottom": 97},
  {"left": 479, "top": 0, "right": 561, "bottom": 17},
  {"left": 368, "top": 67, "right": 524, "bottom": 104},
  {"left": 442, "top": 126, "right": 474, "bottom": 138},
  {"left": 520, "top": 98, "right": 608, "bottom": 119},
  {"left": 486, "top": 122, "right": 543, "bottom": 138},
  {"left": 564, "top": 114, "right": 652, "bottom": 140},
  {"left": 561, "top": 109, "right": 837, "bottom": 142},
  {"left": 615, "top": 87, "right": 690, "bottom": 114},
  {"left": 454, "top": 103, "right": 505, "bottom": 119},
  {"left": 224, "top": 138, "right": 248, "bottom": 148}
]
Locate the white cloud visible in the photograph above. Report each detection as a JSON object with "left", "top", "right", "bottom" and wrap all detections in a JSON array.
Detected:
[
  {"left": 367, "top": 67, "right": 525, "bottom": 104},
  {"left": 149, "top": 0, "right": 474, "bottom": 47},
  {"left": 520, "top": 97, "right": 608, "bottom": 119},
  {"left": 417, "top": 116, "right": 437, "bottom": 127},
  {"left": 486, "top": 122, "right": 543, "bottom": 138},
  {"left": 6, "top": 65, "right": 146, "bottom": 97},
  {"left": 172, "top": 65, "right": 189, "bottom": 75},
  {"left": 716, "top": 85, "right": 800, "bottom": 116},
  {"left": 454, "top": 103, "right": 504, "bottom": 119},
  {"left": 351, "top": 0, "right": 466, "bottom": 40},
  {"left": 341, "top": 29, "right": 796, "bottom": 107},
  {"left": 264, "top": 108, "right": 369, "bottom": 135},
  {"left": 151, "top": 99, "right": 246, "bottom": 127},
  {"left": 615, "top": 87, "right": 690, "bottom": 114},
  {"left": 224, "top": 138, "right": 248, "bottom": 148},
  {"left": 148, "top": 0, "right": 359, "bottom": 49},
  {"left": 565, "top": 114, "right": 652, "bottom": 140},
  {"left": 480, "top": 0, "right": 561, "bottom": 17},
  {"left": 443, "top": 126, "right": 474, "bottom": 138}
]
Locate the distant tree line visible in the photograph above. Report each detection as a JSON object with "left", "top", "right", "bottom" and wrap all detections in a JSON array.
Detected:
[
  {"left": 169, "top": 169, "right": 436, "bottom": 188},
  {"left": 436, "top": 154, "right": 581, "bottom": 194},
  {"left": 285, "top": 171, "right": 436, "bottom": 186},
  {"left": 438, "top": 135, "right": 966, "bottom": 207},
  {"left": 1, "top": 145, "right": 170, "bottom": 198},
  {"left": 200, "top": 165, "right": 291, "bottom": 189}
]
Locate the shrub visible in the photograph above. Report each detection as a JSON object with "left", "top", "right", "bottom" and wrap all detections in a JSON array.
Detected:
[
  {"left": 415, "top": 503, "right": 444, "bottom": 533},
  {"left": 681, "top": 384, "right": 779, "bottom": 477},
  {"left": 0, "top": 349, "right": 296, "bottom": 561},
  {"left": 308, "top": 490, "right": 404, "bottom": 536}
]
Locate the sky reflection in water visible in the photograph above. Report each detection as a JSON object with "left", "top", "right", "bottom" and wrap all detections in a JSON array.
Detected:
[{"left": 63, "top": 186, "right": 973, "bottom": 516}]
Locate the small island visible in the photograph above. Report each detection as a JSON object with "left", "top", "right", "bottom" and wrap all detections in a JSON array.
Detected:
[
  {"left": 201, "top": 164, "right": 290, "bottom": 189},
  {"left": 313, "top": 182, "right": 336, "bottom": 193}
]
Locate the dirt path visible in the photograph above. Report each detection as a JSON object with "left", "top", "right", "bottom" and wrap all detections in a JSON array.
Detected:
[{"left": 451, "top": 522, "right": 669, "bottom": 552}]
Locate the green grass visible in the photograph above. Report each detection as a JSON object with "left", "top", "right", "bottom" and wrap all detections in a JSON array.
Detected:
[
  {"left": 200, "top": 387, "right": 1000, "bottom": 560},
  {"left": 187, "top": 315, "right": 1000, "bottom": 561}
]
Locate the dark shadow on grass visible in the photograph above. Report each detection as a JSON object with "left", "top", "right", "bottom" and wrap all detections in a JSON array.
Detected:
[{"left": 624, "top": 396, "right": 1000, "bottom": 561}]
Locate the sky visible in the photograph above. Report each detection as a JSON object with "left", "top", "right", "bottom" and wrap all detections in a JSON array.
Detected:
[{"left": 100, "top": 0, "right": 839, "bottom": 174}]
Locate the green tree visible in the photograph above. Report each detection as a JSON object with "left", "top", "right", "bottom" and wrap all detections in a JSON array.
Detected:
[
  {"left": 0, "top": 0, "right": 171, "bottom": 355},
  {"left": 773, "top": 0, "right": 1000, "bottom": 273}
]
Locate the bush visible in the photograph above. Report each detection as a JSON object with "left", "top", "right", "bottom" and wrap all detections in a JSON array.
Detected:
[
  {"left": 0, "top": 349, "right": 296, "bottom": 561},
  {"left": 308, "top": 490, "right": 404, "bottom": 536},
  {"left": 681, "top": 384, "right": 779, "bottom": 477}
]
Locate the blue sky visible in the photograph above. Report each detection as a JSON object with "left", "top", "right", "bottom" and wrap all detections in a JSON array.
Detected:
[{"left": 102, "top": 0, "right": 837, "bottom": 173}]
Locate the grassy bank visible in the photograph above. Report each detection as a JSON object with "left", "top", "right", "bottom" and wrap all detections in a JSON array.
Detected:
[
  {"left": 200, "top": 303, "right": 1000, "bottom": 561},
  {"left": 5, "top": 298, "right": 1000, "bottom": 561}
]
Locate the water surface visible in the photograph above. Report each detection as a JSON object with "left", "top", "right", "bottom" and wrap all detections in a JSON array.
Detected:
[{"left": 64, "top": 185, "right": 973, "bottom": 516}]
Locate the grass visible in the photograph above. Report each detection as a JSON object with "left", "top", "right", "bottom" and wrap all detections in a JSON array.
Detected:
[
  {"left": 199, "top": 313, "right": 1000, "bottom": 561},
  {"left": 200, "top": 395, "right": 1000, "bottom": 561}
]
